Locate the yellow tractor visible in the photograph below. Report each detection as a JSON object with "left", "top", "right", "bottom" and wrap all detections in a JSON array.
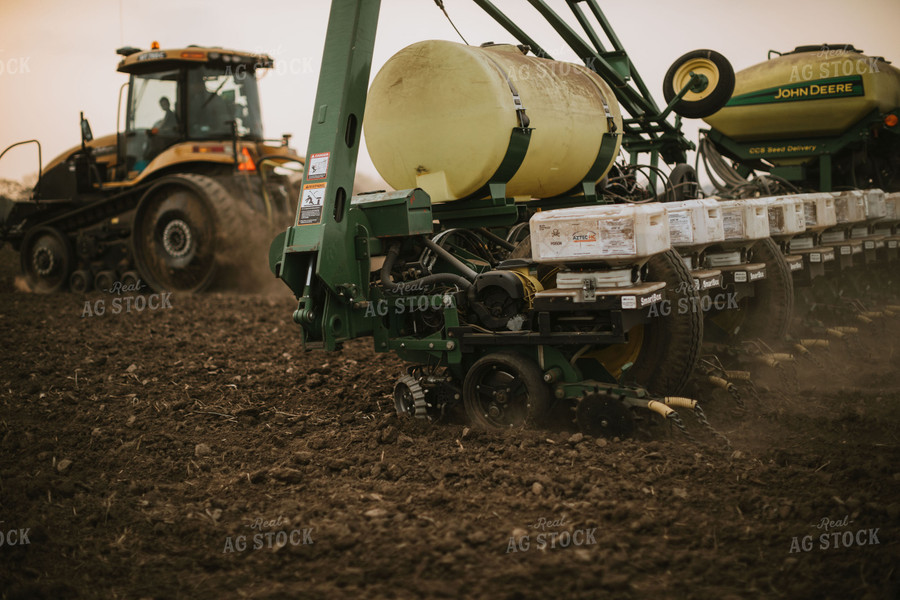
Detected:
[{"left": 0, "top": 43, "right": 304, "bottom": 292}]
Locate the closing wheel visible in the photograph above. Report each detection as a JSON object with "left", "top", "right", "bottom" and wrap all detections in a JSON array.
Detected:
[
  {"left": 585, "top": 249, "right": 703, "bottom": 396},
  {"left": 663, "top": 49, "right": 735, "bottom": 119},
  {"left": 575, "top": 392, "right": 635, "bottom": 438},
  {"left": 463, "top": 351, "right": 550, "bottom": 429},
  {"left": 21, "top": 226, "right": 73, "bottom": 293},
  {"left": 708, "top": 237, "right": 795, "bottom": 341},
  {"left": 132, "top": 174, "right": 234, "bottom": 293},
  {"left": 394, "top": 375, "right": 429, "bottom": 419}
]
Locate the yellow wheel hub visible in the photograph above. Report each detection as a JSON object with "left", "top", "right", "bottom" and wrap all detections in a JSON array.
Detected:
[{"left": 672, "top": 58, "right": 720, "bottom": 102}]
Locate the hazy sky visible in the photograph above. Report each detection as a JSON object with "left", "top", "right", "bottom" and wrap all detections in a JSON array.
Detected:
[{"left": 1, "top": 0, "right": 898, "bottom": 183}]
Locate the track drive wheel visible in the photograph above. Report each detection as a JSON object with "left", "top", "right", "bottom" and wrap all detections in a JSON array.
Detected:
[
  {"left": 394, "top": 375, "right": 429, "bottom": 419},
  {"left": 463, "top": 352, "right": 550, "bottom": 429},
  {"left": 663, "top": 49, "right": 735, "bottom": 119},
  {"left": 21, "top": 226, "right": 73, "bottom": 293},
  {"left": 131, "top": 173, "right": 235, "bottom": 293}
]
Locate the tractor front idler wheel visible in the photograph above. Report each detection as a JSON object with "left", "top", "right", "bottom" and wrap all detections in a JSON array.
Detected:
[{"left": 21, "top": 226, "right": 73, "bottom": 293}]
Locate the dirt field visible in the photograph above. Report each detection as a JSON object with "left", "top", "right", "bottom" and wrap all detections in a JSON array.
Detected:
[{"left": 1, "top": 244, "right": 899, "bottom": 600}]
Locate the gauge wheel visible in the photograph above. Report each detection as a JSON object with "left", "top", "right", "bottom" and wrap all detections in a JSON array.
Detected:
[{"left": 463, "top": 351, "right": 550, "bottom": 429}]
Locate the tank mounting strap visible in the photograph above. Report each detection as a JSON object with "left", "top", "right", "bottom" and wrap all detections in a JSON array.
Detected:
[{"left": 482, "top": 53, "right": 530, "bottom": 128}]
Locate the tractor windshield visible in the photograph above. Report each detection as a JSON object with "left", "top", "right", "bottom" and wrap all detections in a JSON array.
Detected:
[{"left": 186, "top": 65, "right": 264, "bottom": 139}]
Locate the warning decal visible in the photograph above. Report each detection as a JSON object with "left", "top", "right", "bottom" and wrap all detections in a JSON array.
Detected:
[
  {"left": 667, "top": 210, "right": 693, "bottom": 245},
  {"left": 298, "top": 182, "right": 326, "bottom": 226},
  {"left": 722, "top": 209, "right": 744, "bottom": 240},
  {"left": 596, "top": 217, "right": 636, "bottom": 256},
  {"left": 306, "top": 152, "right": 330, "bottom": 181}
]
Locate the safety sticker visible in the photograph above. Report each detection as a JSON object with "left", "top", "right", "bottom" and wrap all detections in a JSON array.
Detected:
[
  {"left": 804, "top": 202, "right": 818, "bottom": 227},
  {"left": 667, "top": 210, "right": 693, "bottom": 245},
  {"left": 298, "top": 182, "right": 326, "bottom": 226},
  {"left": 306, "top": 152, "right": 330, "bottom": 181},
  {"left": 768, "top": 207, "right": 784, "bottom": 234},
  {"left": 596, "top": 217, "right": 635, "bottom": 256},
  {"left": 722, "top": 209, "right": 744, "bottom": 240}
]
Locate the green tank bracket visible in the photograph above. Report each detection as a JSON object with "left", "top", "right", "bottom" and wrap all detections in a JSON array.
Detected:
[
  {"left": 430, "top": 125, "right": 531, "bottom": 229},
  {"left": 352, "top": 189, "right": 433, "bottom": 238}
]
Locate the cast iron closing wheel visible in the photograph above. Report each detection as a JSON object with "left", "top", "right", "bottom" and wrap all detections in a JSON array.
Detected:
[
  {"left": 21, "top": 226, "right": 73, "bottom": 293},
  {"left": 393, "top": 375, "right": 429, "bottom": 419},
  {"left": 463, "top": 352, "right": 550, "bottom": 429},
  {"left": 575, "top": 392, "right": 635, "bottom": 438},
  {"left": 663, "top": 49, "right": 735, "bottom": 119}
]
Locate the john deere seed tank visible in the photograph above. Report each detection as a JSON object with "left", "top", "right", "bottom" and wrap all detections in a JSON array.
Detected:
[{"left": 701, "top": 45, "right": 900, "bottom": 191}]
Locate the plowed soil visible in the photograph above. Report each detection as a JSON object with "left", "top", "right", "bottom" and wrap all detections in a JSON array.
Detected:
[{"left": 1, "top": 245, "right": 899, "bottom": 600}]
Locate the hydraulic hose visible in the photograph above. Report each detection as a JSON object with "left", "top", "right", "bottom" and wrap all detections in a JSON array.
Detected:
[{"left": 380, "top": 243, "right": 472, "bottom": 293}]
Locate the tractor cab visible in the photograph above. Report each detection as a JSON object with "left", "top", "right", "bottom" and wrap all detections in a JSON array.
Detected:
[{"left": 116, "top": 43, "right": 269, "bottom": 179}]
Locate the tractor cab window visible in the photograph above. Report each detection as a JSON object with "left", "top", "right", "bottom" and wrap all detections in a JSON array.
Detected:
[
  {"left": 127, "top": 70, "right": 181, "bottom": 133},
  {"left": 124, "top": 69, "right": 182, "bottom": 175},
  {"left": 186, "top": 65, "right": 263, "bottom": 139}
]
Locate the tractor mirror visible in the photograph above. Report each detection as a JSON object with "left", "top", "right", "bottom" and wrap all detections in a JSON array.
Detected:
[{"left": 81, "top": 113, "right": 94, "bottom": 143}]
